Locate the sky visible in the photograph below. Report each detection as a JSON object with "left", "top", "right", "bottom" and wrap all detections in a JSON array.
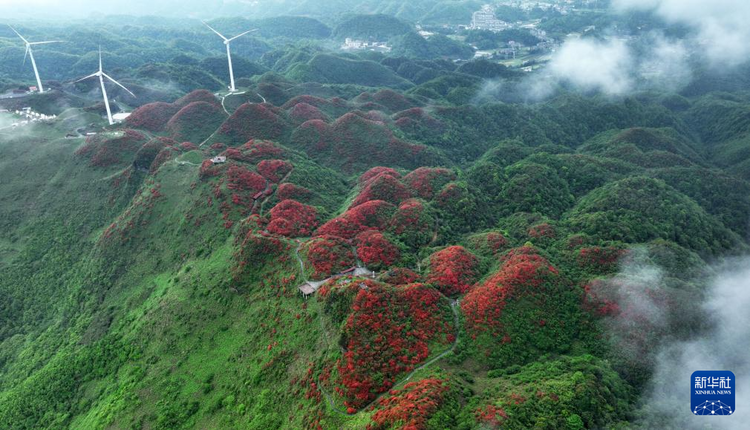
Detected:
[{"left": 0, "top": 0, "right": 234, "bottom": 19}]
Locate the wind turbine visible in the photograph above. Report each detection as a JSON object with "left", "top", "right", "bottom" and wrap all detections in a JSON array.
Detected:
[
  {"left": 8, "top": 25, "right": 61, "bottom": 93},
  {"left": 202, "top": 21, "right": 257, "bottom": 93},
  {"left": 76, "top": 47, "right": 135, "bottom": 125}
]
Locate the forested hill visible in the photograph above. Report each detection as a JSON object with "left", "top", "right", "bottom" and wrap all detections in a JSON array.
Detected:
[
  {"left": 1, "top": 75, "right": 749, "bottom": 429},
  {"left": 2, "top": 5, "right": 750, "bottom": 429}
]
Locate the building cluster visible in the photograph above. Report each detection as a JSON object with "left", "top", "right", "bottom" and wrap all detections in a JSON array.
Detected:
[
  {"left": 470, "top": 5, "right": 510, "bottom": 32},
  {"left": 500, "top": 0, "right": 573, "bottom": 14},
  {"left": 341, "top": 38, "right": 392, "bottom": 52},
  {"left": 1, "top": 107, "right": 57, "bottom": 130}
]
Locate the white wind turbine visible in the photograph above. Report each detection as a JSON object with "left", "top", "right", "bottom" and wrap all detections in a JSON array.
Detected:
[
  {"left": 76, "top": 47, "right": 135, "bottom": 125},
  {"left": 9, "top": 25, "right": 61, "bottom": 93},
  {"left": 202, "top": 21, "right": 257, "bottom": 93}
]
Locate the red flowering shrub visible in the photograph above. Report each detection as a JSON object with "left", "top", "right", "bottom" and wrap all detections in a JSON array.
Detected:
[
  {"left": 355, "top": 230, "right": 400, "bottom": 270},
  {"left": 392, "top": 108, "right": 444, "bottom": 133},
  {"left": 291, "top": 119, "right": 331, "bottom": 152},
  {"left": 528, "top": 223, "right": 556, "bottom": 240},
  {"left": 289, "top": 102, "right": 328, "bottom": 124},
  {"left": 209, "top": 142, "right": 227, "bottom": 153},
  {"left": 257, "top": 159, "right": 293, "bottom": 183},
  {"left": 316, "top": 216, "right": 365, "bottom": 240},
  {"left": 329, "top": 113, "right": 429, "bottom": 173},
  {"left": 335, "top": 284, "right": 453, "bottom": 409},
  {"left": 434, "top": 182, "right": 463, "bottom": 208},
  {"left": 363, "top": 110, "right": 389, "bottom": 124},
  {"left": 461, "top": 247, "right": 579, "bottom": 365},
  {"left": 371, "top": 89, "right": 413, "bottom": 112},
  {"left": 351, "top": 173, "right": 411, "bottom": 207},
  {"left": 475, "top": 405, "right": 508, "bottom": 427},
  {"left": 126, "top": 102, "right": 180, "bottom": 131},
  {"left": 282, "top": 95, "right": 332, "bottom": 110},
  {"left": 243, "top": 140, "right": 285, "bottom": 161},
  {"left": 343, "top": 200, "right": 394, "bottom": 230},
  {"left": 226, "top": 165, "right": 266, "bottom": 193},
  {"left": 369, "top": 378, "right": 450, "bottom": 430},
  {"left": 467, "top": 231, "right": 509, "bottom": 256},
  {"left": 224, "top": 147, "right": 245, "bottom": 161},
  {"left": 582, "top": 272, "right": 671, "bottom": 362},
  {"left": 379, "top": 267, "right": 422, "bottom": 285},
  {"left": 174, "top": 89, "right": 221, "bottom": 108},
  {"left": 218, "top": 103, "right": 289, "bottom": 144},
  {"left": 179, "top": 141, "right": 198, "bottom": 151},
  {"left": 267, "top": 199, "right": 318, "bottom": 237},
  {"left": 150, "top": 146, "right": 179, "bottom": 173},
  {"left": 234, "top": 229, "right": 288, "bottom": 275},
  {"left": 394, "top": 117, "right": 418, "bottom": 133},
  {"left": 277, "top": 183, "right": 313, "bottom": 202},
  {"left": 389, "top": 199, "right": 434, "bottom": 248},
  {"left": 582, "top": 279, "right": 621, "bottom": 317},
  {"left": 165, "top": 101, "right": 226, "bottom": 143},
  {"left": 426, "top": 246, "right": 480, "bottom": 296},
  {"left": 134, "top": 139, "right": 168, "bottom": 171},
  {"left": 304, "top": 235, "right": 355, "bottom": 279},
  {"left": 577, "top": 246, "right": 625, "bottom": 273},
  {"left": 199, "top": 159, "right": 223, "bottom": 178},
  {"left": 403, "top": 167, "right": 457, "bottom": 200},
  {"left": 359, "top": 166, "right": 401, "bottom": 185},
  {"left": 76, "top": 129, "right": 149, "bottom": 167}
]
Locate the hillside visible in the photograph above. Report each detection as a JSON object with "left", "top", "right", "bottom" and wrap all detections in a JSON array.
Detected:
[
  {"left": 2, "top": 4, "right": 750, "bottom": 430},
  {"left": 1, "top": 74, "right": 749, "bottom": 429}
]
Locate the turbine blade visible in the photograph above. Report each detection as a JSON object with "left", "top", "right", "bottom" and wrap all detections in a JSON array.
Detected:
[
  {"left": 8, "top": 25, "right": 28, "bottom": 43},
  {"left": 202, "top": 21, "right": 227, "bottom": 41},
  {"left": 226, "top": 29, "right": 257, "bottom": 42},
  {"left": 29, "top": 40, "right": 62, "bottom": 45},
  {"left": 23, "top": 46, "right": 28, "bottom": 66},
  {"left": 98, "top": 46, "right": 103, "bottom": 72},
  {"left": 102, "top": 72, "right": 136, "bottom": 98},
  {"left": 75, "top": 72, "right": 99, "bottom": 83}
]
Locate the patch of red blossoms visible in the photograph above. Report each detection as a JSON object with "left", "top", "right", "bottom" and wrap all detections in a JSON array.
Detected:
[
  {"left": 368, "top": 378, "right": 450, "bottom": 430},
  {"left": 426, "top": 246, "right": 480, "bottom": 296},
  {"left": 304, "top": 235, "right": 355, "bottom": 279},
  {"left": 257, "top": 159, "right": 293, "bottom": 183},
  {"left": 267, "top": 199, "right": 318, "bottom": 237},
  {"left": 402, "top": 167, "right": 457, "bottom": 200},
  {"left": 355, "top": 230, "right": 400, "bottom": 270}
]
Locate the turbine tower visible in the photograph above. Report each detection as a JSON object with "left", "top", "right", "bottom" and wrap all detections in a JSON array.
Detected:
[
  {"left": 202, "top": 21, "right": 257, "bottom": 93},
  {"left": 9, "top": 25, "right": 61, "bottom": 93},
  {"left": 76, "top": 47, "right": 135, "bottom": 125}
]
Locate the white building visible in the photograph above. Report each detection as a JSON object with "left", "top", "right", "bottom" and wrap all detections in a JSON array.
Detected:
[
  {"left": 210, "top": 156, "right": 227, "bottom": 164},
  {"left": 471, "top": 5, "right": 509, "bottom": 32},
  {"left": 341, "top": 38, "right": 391, "bottom": 52},
  {"left": 112, "top": 112, "right": 131, "bottom": 123}
]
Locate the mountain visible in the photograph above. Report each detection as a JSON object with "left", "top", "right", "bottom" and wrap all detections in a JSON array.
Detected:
[{"left": 2, "top": 5, "right": 750, "bottom": 430}]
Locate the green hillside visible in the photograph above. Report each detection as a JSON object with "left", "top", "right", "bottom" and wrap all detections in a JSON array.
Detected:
[{"left": 1, "top": 5, "right": 750, "bottom": 430}]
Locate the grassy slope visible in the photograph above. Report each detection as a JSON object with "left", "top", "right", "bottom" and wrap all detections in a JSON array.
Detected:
[
  {"left": 2, "top": 87, "right": 750, "bottom": 429},
  {"left": 0, "top": 120, "right": 379, "bottom": 429}
]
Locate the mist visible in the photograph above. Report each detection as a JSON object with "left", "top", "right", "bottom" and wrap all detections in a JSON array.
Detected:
[
  {"left": 0, "top": 0, "right": 335, "bottom": 20},
  {"left": 547, "top": 37, "right": 633, "bottom": 96},
  {"left": 614, "top": 0, "right": 750, "bottom": 67},
  {"left": 532, "top": 0, "right": 750, "bottom": 98},
  {"left": 637, "top": 258, "right": 750, "bottom": 428}
]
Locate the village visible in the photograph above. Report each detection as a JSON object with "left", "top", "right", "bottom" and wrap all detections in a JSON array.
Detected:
[
  {"left": 337, "top": 1, "right": 581, "bottom": 71},
  {"left": 0, "top": 106, "right": 57, "bottom": 131}
]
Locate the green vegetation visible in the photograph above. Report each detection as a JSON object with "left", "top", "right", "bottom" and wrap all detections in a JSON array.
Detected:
[{"left": 2, "top": 5, "right": 750, "bottom": 430}]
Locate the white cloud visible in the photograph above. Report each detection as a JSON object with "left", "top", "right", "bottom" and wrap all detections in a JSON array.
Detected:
[
  {"left": 614, "top": 0, "right": 750, "bottom": 66},
  {"left": 640, "top": 258, "right": 750, "bottom": 428},
  {"left": 548, "top": 37, "right": 633, "bottom": 95}
]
